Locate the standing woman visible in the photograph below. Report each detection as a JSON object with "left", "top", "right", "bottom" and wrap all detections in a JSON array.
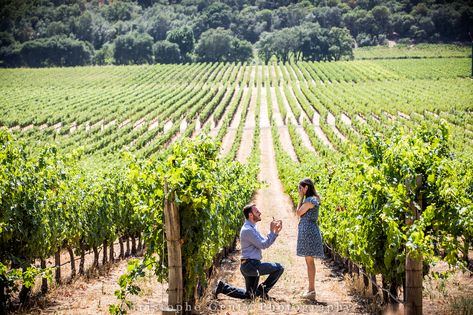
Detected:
[{"left": 296, "top": 178, "right": 324, "bottom": 300}]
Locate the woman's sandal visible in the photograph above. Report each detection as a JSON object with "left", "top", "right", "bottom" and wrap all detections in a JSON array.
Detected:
[{"left": 301, "top": 290, "right": 316, "bottom": 300}]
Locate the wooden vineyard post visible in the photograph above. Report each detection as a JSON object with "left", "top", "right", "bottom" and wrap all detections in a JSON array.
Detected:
[
  {"left": 68, "top": 247, "right": 76, "bottom": 278},
  {"left": 405, "top": 174, "right": 423, "bottom": 315},
  {"left": 41, "top": 258, "right": 48, "bottom": 293},
  {"left": 164, "top": 181, "right": 183, "bottom": 314},
  {"left": 55, "top": 249, "right": 61, "bottom": 284}
]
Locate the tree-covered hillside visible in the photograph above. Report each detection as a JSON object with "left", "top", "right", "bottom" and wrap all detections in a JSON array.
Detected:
[{"left": 0, "top": 0, "right": 472, "bottom": 67}]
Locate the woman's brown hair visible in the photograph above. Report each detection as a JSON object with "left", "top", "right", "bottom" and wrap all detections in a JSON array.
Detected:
[{"left": 299, "top": 178, "right": 320, "bottom": 200}]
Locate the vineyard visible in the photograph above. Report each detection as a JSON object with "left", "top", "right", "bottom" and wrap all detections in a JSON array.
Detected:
[{"left": 1, "top": 52, "right": 473, "bottom": 314}]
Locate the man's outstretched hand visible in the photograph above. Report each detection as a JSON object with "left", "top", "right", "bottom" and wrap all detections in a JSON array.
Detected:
[{"left": 270, "top": 218, "right": 283, "bottom": 234}]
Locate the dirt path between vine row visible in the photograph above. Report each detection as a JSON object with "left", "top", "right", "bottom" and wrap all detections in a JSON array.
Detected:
[
  {"left": 236, "top": 86, "right": 256, "bottom": 163},
  {"left": 269, "top": 86, "right": 298, "bottom": 162},
  {"left": 220, "top": 87, "right": 249, "bottom": 156},
  {"left": 15, "top": 244, "right": 166, "bottom": 315},
  {"left": 201, "top": 93, "right": 367, "bottom": 315}
]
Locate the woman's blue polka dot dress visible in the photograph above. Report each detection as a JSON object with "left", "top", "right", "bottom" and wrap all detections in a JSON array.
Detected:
[{"left": 296, "top": 196, "right": 324, "bottom": 258}]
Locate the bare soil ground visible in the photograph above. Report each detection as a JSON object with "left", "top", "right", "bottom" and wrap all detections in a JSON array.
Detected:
[
  {"left": 90, "top": 119, "right": 103, "bottom": 130},
  {"left": 356, "top": 114, "right": 367, "bottom": 124},
  {"left": 163, "top": 120, "right": 173, "bottom": 133},
  {"left": 422, "top": 261, "right": 473, "bottom": 315},
  {"left": 340, "top": 113, "right": 362, "bottom": 138},
  {"left": 236, "top": 85, "right": 256, "bottom": 164},
  {"left": 274, "top": 87, "right": 315, "bottom": 152},
  {"left": 199, "top": 123, "right": 368, "bottom": 314},
  {"left": 259, "top": 87, "right": 270, "bottom": 129},
  {"left": 311, "top": 112, "right": 334, "bottom": 149},
  {"left": 268, "top": 87, "right": 284, "bottom": 127},
  {"left": 383, "top": 111, "right": 396, "bottom": 122},
  {"left": 370, "top": 113, "right": 381, "bottom": 124},
  {"left": 219, "top": 87, "right": 249, "bottom": 156},
  {"left": 148, "top": 117, "right": 159, "bottom": 131},
  {"left": 103, "top": 120, "right": 116, "bottom": 130},
  {"left": 210, "top": 87, "right": 239, "bottom": 138},
  {"left": 341, "top": 113, "right": 352, "bottom": 126},
  {"left": 12, "top": 241, "right": 167, "bottom": 315},
  {"left": 69, "top": 122, "right": 78, "bottom": 134},
  {"left": 133, "top": 117, "right": 146, "bottom": 130},
  {"left": 22, "top": 124, "right": 33, "bottom": 131},
  {"left": 397, "top": 111, "right": 411, "bottom": 120},
  {"left": 296, "top": 125, "right": 317, "bottom": 153},
  {"left": 286, "top": 86, "right": 305, "bottom": 123},
  {"left": 327, "top": 112, "right": 347, "bottom": 142},
  {"left": 268, "top": 84, "right": 298, "bottom": 161},
  {"left": 191, "top": 118, "right": 201, "bottom": 138},
  {"left": 16, "top": 259, "right": 166, "bottom": 315},
  {"left": 277, "top": 86, "right": 297, "bottom": 125},
  {"left": 53, "top": 122, "right": 62, "bottom": 132},
  {"left": 277, "top": 126, "right": 298, "bottom": 162}
]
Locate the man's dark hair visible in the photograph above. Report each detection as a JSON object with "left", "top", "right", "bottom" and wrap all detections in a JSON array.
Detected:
[{"left": 243, "top": 203, "right": 255, "bottom": 219}]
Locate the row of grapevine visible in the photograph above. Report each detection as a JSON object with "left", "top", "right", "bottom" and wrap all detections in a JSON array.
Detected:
[
  {"left": 2, "top": 60, "right": 471, "bottom": 166},
  {"left": 0, "top": 128, "right": 260, "bottom": 311},
  {"left": 264, "top": 63, "right": 473, "bottom": 310}
]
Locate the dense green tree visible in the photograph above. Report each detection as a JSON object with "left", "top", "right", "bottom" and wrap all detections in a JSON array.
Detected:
[
  {"left": 113, "top": 20, "right": 135, "bottom": 37},
  {"left": 0, "top": 44, "right": 22, "bottom": 67},
  {"left": 417, "top": 16, "right": 435, "bottom": 40},
  {"left": 0, "top": 32, "right": 15, "bottom": 47},
  {"left": 45, "top": 21, "right": 69, "bottom": 37},
  {"left": 256, "top": 0, "right": 294, "bottom": 10},
  {"left": 256, "top": 27, "right": 298, "bottom": 64},
  {"left": 456, "top": 7, "right": 473, "bottom": 41},
  {"left": 231, "top": 6, "right": 274, "bottom": 43},
  {"left": 258, "top": 23, "right": 354, "bottom": 63},
  {"left": 90, "top": 16, "right": 116, "bottom": 49},
  {"left": 195, "top": 28, "right": 252, "bottom": 62},
  {"left": 327, "top": 27, "right": 354, "bottom": 60},
  {"left": 137, "top": 0, "right": 157, "bottom": 8},
  {"left": 341, "top": 10, "right": 358, "bottom": 35},
  {"left": 166, "top": 26, "right": 194, "bottom": 57},
  {"left": 20, "top": 36, "right": 93, "bottom": 67},
  {"left": 431, "top": 6, "right": 458, "bottom": 40},
  {"left": 72, "top": 12, "right": 94, "bottom": 42},
  {"left": 371, "top": 5, "right": 391, "bottom": 35},
  {"left": 356, "top": 10, "right": 377, "bottom": 36},
  {"left": 101, "top": 1, "right": 140, "bottom": 22},
  {"left": 54, "top": 3, "right": 82, "bottom": 21},
  {"left": 228, "top": 37, "right": 253, "bottom": 62},
  {"left": 153, "top": 40, "right": 181, "bottom": 63},
  {"left": 144, "top": 14, "right": 172, "bottom": 41},
  {"left": 272, "top": 3, "right": 310, "bottom": 29},
  {"left": 256, "top": 32, "right": 272, "bottom": 64},
  {"left": 140, "top": 4, "right": 176, "bottom": 40},
  {"left": 307, "top": 6, "right": 342, "bottom": 28},
  {"left": 1, "top": 0, "right": 472, "bottom": 67},
  {"left": 411, "top": 3, "right": 429, "bottom": 18},
  {"left": 257, "top": 9, "right": 273, "bottom": 31},
  {"left": 356, "top": 32, "right": 379, "bottom": 46},
  {"left": 356, "top": 0, "right": 383, "bottom": 10},
  {"left": 232, "top": 6, "right": 259, "bottom": 43},
  {"left": 93, "top": 42, "right": 114, "bottom": 65},
  {"left": 299, "top": 22, "right": 326, "bottom": 61},
  {"left": 194, "top": 28, "right": 232, "bottom": 62},
  {"left": 203, "top": 2, "right": 233, "bottom": 29},
  {"left": 113, "top": 32, "right": 153, "bottom": 65},
  {"left": 271, "top": 29, "right": 295, "bottom": 63},
  {"left": 391, "top": 13, "right": 415, "bottom": 37}
]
